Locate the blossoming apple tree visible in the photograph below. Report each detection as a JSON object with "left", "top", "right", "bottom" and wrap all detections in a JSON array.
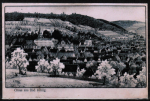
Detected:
[
  {"left": 49, "top": 58, "right": 65, "bottom": 76},
  {"left": 136, "top": 66, "right": 146, "bottom": 87},
  {"left": 35, "top": 59, "right": 50, "bottom": 73},
  {"left": 95, "top": 60, "right": 115, "bottom": 85},
  {"left": 9, "top": 48, "right": 29, "bottom": 75},
  {"left": 110, "top": 66, "right": 147, "bottom": 88},
  {"left": 119, "top": 73, "right": 137, "bottom": 87}
]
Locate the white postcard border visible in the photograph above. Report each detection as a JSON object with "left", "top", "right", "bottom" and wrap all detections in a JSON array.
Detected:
[{"left": 2, "top": 3, "right": 148, "bottom": 99}]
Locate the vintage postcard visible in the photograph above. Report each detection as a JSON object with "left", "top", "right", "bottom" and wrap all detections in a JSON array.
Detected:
[{"left": 2, "top": 3, "right": 148, "bottom": 99}]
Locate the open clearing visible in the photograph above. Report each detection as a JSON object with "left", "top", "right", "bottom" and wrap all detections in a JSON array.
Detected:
[{"left": 5, "top": 69, "right": 112, "bottom": 88}]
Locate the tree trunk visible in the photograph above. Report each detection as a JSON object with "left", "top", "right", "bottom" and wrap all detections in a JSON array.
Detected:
[
  {"left": 103, "top": 76, "right": 106, "bottom": 85},
  {"left": 19, "top": 67, "right": 21, "bottom": 74},
  {"left": 118, "top": 76, "right": 120, "bottom": 81},
  {"left": 41, "top": 66, "right": 44, "bottom": 72},
  {"left": 120, "top": 71, "right": 122, "bottom": 76},
  {"left": 54, "top": 69, "right": 56, "bottom": 76},
  {"left": 18, "top": 65, "right": 21, "bottom": 74}
]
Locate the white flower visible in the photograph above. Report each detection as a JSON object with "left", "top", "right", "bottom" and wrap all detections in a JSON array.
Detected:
[
  {"left": 48, "top": 58, "right": 65, "bottom": 75},
  {"left": 95, "top": 60, "right": 115, "bottom": 79},
  {"left": 9, "top": 48, "right": 29, "bottom": 74},
  {"left": 59, "top": 63, "right": 65, "bottom": 69},
  {"left": 140, "top": 66, "right": 146, "bottom": 75},
  {"left": 35, "top": 59, "right": 50, "bottom": 72},
  {"left": 110, "top": 61, "right": 126, "bottom": 72},
  {"left": 118, "top": 62, "right": 126, "bottom": 71},
  {"left": 47, "top": 65, "right": 52, "bottom": 69},
  {"left": 90, "top": 75, "right": 97, "bottom": 79},
  {"left": 50, "top": 58, "right": 60, "bottom": 66},
  {"left": 5, "top": 61, "right": 11, "bottom": 68},
  {"left": 136, "top": 66, "right": 147, "bottom": 87},
  {"left": 110, "top": 76, "right": 120, "bottom": 86},
  {"left": 69, "top": 73, "right": 73, "bottom": 76},
  {"left": 119, "top": 73, "right": 137, "bottom": 87},
  {"left": 76, "top": 68, "right": 86, "bottom": 77},
  {"left": 35, "top": 66, "right": 38, "bottom": 70},
  {"left": 136, "top": 74, "right": 146, "bottom": 83}
]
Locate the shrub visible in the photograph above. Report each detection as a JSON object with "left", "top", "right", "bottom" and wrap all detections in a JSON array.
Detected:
[
  {"left": 35, "top": 59, "right": 50, "bottom": 73},
  {"left": 76, "top": 68, "right": 86, "bottom": 77},
  {"left": 49, "top": 58, "right": 65, "bottom": 76},
  {"left": 119, "top": 73, "right": 137, "bottom": 87},
  {"left": 136, "top": 66, "right": 146, "bottom": 87}
]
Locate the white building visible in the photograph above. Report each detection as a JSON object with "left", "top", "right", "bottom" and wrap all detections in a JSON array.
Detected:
[{"left": 84, "top": 40, "right": 92, "bottom": 46}]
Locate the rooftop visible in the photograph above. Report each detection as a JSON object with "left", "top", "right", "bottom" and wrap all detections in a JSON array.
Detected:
[{"left": 34, "top": 38, "right": 56, "bottom": 47}]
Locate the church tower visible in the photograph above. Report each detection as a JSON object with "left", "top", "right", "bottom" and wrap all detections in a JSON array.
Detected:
[{"left": 38, "top": 24, "right": 43, "bottom": 38}]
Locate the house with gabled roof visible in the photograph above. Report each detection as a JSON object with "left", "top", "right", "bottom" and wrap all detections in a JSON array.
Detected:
[{"left": 23, "top": 40, "right": 38, "bottom": 49}]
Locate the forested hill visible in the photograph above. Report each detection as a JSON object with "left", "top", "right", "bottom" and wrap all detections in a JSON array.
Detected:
[
  {"left": 5, "top": 12, "right": 127, "bottom": 33},
  {"left": 97, "top": 19, "right": 127, "bottom": 32}
]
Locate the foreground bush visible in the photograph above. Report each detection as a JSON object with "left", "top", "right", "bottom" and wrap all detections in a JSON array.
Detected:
[
  {"left": 35, "top": 59, "right": 50, "bottom": 73},
  {"left": 110, "top": 66, "right": 147, "bottom": 88},
  {"left": 136, "top": 66, "right": 146, "bottom": 87},
  {"left": 76, "top": 68, "right": 86, "bottom": 77}
]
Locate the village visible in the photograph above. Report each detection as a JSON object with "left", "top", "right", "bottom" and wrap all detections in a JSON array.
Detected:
[{"left": 5, "top": 17, "right": 146, "bottom": 87}]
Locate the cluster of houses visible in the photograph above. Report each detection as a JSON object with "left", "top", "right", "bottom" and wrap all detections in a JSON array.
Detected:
[
  {"left": 5, "top": 26, "right": 146, "bottom": 76},
  {"left": 5, "top": 17, "right": 146, "bottom": 77}
]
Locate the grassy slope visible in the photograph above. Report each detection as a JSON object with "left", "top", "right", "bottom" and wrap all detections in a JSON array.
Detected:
[
  {"left": 6, "top": 69, "right": 49, "bottom": 79},
  {"left": 5, "top": 69, "right": 113, "bottom": 88}
]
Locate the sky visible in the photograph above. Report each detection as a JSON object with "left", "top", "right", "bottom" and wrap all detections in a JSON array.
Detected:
[{"left": 5, "top": 5, "right": 146, "bottom": 22}]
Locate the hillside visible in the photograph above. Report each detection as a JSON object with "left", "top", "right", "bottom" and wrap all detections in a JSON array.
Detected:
[
  {"left": 97, "top": 19, "right": 127, "bottom": 33},
  {"left": 5, "top": 12, "right": 127, "bottom": 33},
  {"left": 112, "top": 20, "right": 140, "bottom": 28},
  {"left": 112, "top": 20, "right": 146, "bottom": 38}
]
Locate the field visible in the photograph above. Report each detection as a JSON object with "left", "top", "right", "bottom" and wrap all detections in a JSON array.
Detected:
[
  {"left": 97, "top": 31, "right": 125, "bottom": 38},
  {"left": 135, "top": 27, "right": 145, "bottom": 38},
  {"left": 5, "top": 69, "right": 112, "bottom": 88},
  {"left": 125, "top": 22, "right": 146, "bottom": 38},
  {"left": 5, "top": 18, "right": 94, "bottom": 35}
]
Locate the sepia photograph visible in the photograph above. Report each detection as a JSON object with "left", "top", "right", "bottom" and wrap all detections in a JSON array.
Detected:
[{"left": 2, "top": 3, "right": 148, "bottom": 99}]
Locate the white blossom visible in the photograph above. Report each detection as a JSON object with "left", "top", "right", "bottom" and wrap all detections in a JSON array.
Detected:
[
  {"left": 9, "top": 48, "right": 29, "bottom": 74},
  {"left": 119, "top": 73, "right": 137, "bottom": 87},
  {"left": 136, "top": 66, "right": 147, "bottom": 87},
  {"left": 76, "top": 68, "right": 86, "bottom": 77},
  {"left": 95, "top": 60, "right": 115, "bottom": 79},
  {"left": 49, "top": 58, "right": 65, "bottom": 75},
  {"left": 36, "top": 59, "right": 50, "bottom": 72},
  {"left": 140, "top": 66, "right": 146, "bottom": 75}
]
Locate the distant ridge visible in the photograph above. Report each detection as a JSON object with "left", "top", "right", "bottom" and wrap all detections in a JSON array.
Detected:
[
  {"left": 112, "top": 20, "right": 145, "bottom": 37},
  {"left": 112, "top": 20, "right": 143, "bottom": 28}
]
